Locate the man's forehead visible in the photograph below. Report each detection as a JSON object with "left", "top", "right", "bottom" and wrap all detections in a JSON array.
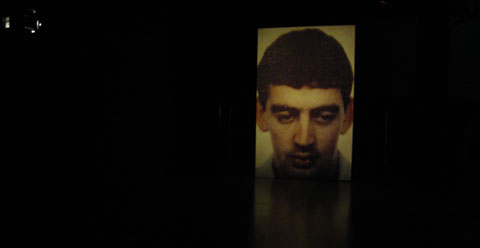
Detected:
[{"left": 267, "top": 85, "right": 343, "bottom": 110}]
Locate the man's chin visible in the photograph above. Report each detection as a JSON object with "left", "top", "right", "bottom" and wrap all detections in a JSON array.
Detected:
[{"left": 283, "top": 165, "right": 320, "bottom": 179}]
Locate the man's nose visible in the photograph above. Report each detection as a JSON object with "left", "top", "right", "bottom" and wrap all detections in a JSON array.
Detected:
[{"left": 293, "top": 115, "right": 315, "bottom": 147}]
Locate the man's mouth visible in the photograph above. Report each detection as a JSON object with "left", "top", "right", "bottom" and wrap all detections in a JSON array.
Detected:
[{"left": 289, "top": 154, "right": 317, "bottom": 169}]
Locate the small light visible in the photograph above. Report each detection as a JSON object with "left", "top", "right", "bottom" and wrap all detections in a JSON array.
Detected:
[
  {"left": 31, "top": 30, "right": 35, "bottom": 33},
  {"left": 3, "top": 16, "right": 10, "bottom": 28}
]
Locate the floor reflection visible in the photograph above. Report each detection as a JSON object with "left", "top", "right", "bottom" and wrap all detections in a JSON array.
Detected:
[{"left": 254, "top": 178, "right": 351, "bottom": 247}]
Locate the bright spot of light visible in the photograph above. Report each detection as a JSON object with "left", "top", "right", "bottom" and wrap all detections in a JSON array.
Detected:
[
  {"left": 31, "top": 30, "right": 35, "bottom": 33},
  {"left": 3, "top": 16, "right": 10, "bottom": 28}
]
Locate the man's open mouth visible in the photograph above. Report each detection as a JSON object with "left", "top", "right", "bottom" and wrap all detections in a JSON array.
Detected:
[{"left": 289, "top": 155, "right": 317, "bottom": 168}]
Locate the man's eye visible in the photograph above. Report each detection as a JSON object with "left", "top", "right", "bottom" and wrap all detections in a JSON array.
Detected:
[
  {"left": 314, "top": 114, "right": 335, "bottom": 124},
  {"left": 276, "top": 114, "right": 295, "bottom": 124}
]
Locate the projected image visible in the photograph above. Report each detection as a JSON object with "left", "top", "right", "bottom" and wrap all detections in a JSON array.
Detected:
[{"left": 256, "top": 26, "right": 355, "bottom": 181}]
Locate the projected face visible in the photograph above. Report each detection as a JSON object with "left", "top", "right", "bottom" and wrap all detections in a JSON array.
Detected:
[{"left": 257, "top": 85, "right": 353, "bottom": 179}]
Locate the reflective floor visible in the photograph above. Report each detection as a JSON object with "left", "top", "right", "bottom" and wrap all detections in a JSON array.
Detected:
[
  {"left": 254, "top": 179, "right": 352, "bottom": 248},
  {"left": 249, "top": 178, "right": 480, "bottom": 248},
  {"left": 88, "top": 177, "right": 480, "bottom": 247}
]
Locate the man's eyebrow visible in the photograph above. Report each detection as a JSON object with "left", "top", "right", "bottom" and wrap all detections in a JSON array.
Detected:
[
  {"left": 311, "top": 105, "right": 340, "bottom": 114},
  {"left": 270, "top": 104, "right": 339, "bottom": 114},
  {"left": 270, "top": 105, "right": 299, "bottom": 114}
]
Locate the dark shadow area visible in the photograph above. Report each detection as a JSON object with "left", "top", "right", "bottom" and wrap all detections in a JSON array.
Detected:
[{"left": 2, "top": 1, "right": 480, "bottom": 247}]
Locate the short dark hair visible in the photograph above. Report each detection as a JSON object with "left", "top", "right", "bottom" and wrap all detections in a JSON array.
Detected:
[{"left": 257, "top": 28, "right": 354, "bottom": 111}]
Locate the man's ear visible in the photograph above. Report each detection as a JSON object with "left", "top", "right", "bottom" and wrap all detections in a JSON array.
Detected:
[
  {"left": 340, "top": 98, "right": 354, "bottom": 135},
  {"left": 256, "top": 98, "right": 269, "bottom": 132}
]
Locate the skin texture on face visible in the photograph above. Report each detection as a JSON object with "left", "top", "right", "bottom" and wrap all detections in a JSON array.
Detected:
[{"left": 257, "top": 85, "right": 353, "bottom": 179}]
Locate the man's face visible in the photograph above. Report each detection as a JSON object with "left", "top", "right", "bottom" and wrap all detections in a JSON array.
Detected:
[{"left": 258, "top": 85, "right": 351, "bottom": 179}]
